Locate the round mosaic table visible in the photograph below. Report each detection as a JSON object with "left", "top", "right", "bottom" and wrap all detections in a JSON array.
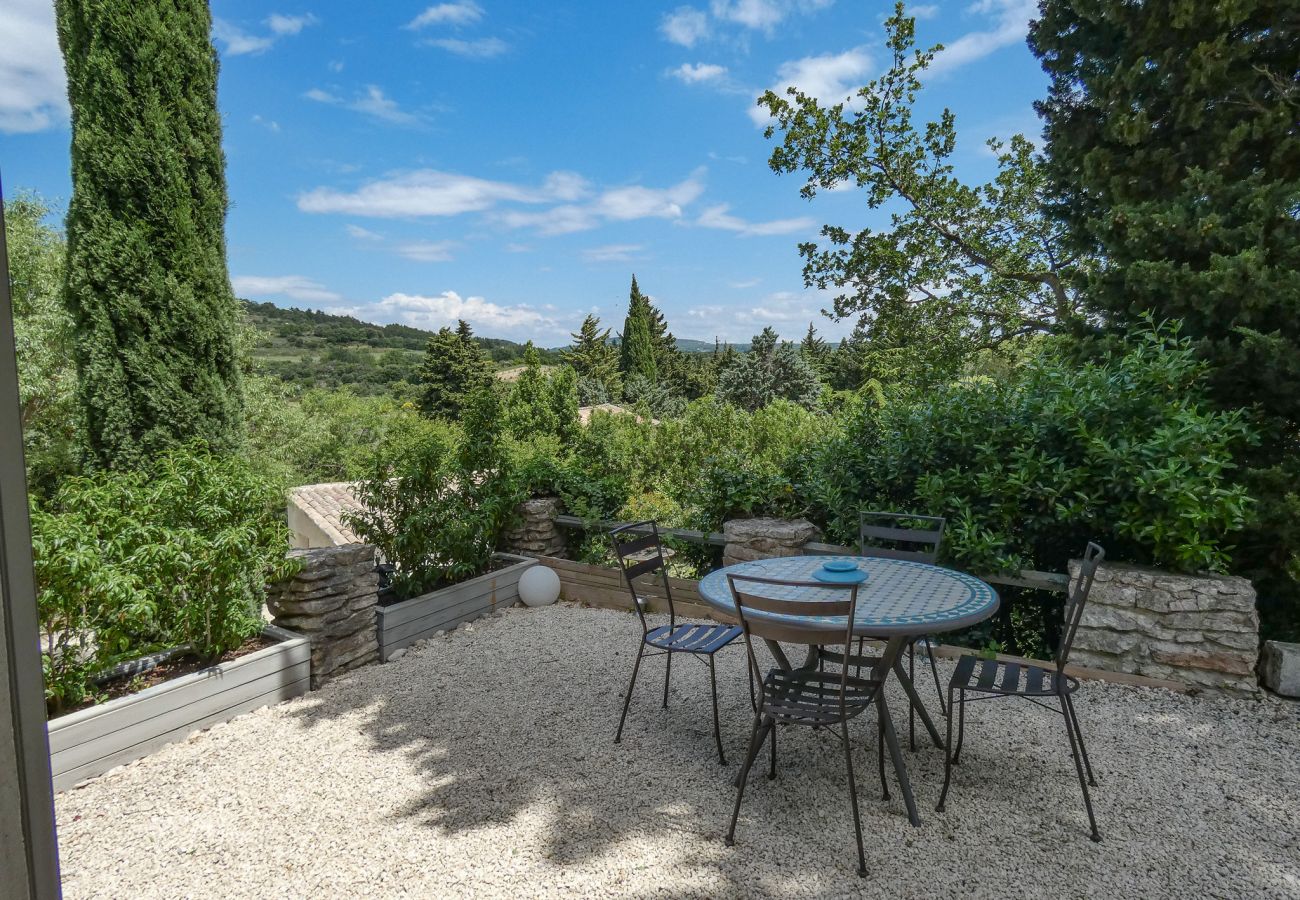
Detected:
[
  {"left": 698, "top": 555, "right": 999, "bottom": 827},
  {"left": 697, "top": 555, "right": 1000, "bottom": 638}
]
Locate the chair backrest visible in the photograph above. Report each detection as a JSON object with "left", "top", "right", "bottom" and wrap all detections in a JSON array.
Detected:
[
  {"left": 858, "top": 511, "right": 946, "bottom": 564},
  {"left": 726, "top": 574, "right": 860, "bottom": 706},
  {"left": 609, "top": 520, "right": 675, "bottom": 631},
  {"left": 1056, "top": 542, "right": 1105, "bottom": 670}
]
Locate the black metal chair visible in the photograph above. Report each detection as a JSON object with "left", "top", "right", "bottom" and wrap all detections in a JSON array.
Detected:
[
  {"left": 611, "top": 521, "right": 744, "bottom": 765},
  {"left": 936, "top": 542, "right": 1105, "bottom": 841},
  {"left": 725, "top": 573, "right": 897, "bottom": 878},
  {"left": 856, "top": 511, "right": 948, "bottom": 749}
]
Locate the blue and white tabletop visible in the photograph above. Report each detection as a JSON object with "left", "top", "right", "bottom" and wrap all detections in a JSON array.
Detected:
[{"left": 697, "top": 555, "right": 1000, "bottom": 637}]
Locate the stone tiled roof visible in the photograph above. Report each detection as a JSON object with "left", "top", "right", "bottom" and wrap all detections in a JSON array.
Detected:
[{"left": 288, "top": 482, "right": 366, "bottom": 545}]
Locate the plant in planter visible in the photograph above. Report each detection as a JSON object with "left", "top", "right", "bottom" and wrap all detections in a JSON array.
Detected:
[
  {"left": 347, "top": 386, "right": 525, "bottom": 601},
  {"left": 30, "top": 445, "right": 298, "bottom": 714}
]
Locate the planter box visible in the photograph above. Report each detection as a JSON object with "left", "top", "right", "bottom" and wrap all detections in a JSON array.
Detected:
[
  {"left": 377, "top": 553, "right": 535, "bottom": 661},
  {"left": 47, "top": 624, "right": 310, "bottom": 791}
]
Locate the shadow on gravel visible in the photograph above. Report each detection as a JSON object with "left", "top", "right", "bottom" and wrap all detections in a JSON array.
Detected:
[{"left": 284, "top": 604, "right": 1300, "bottom": 898}]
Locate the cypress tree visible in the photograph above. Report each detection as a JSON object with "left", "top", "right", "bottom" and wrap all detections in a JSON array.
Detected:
[
  {"left": 57, "top": 0, "right": 244, "bottom": 468},
  {"left": 417, "top": 320, "right": 492, "bottom": 420},
  {"left": 619, "top": 275, "right": 658, "bottom": 383},
  {"left": 1031, "top": 0, "right": 1300, "bottom": 637}
]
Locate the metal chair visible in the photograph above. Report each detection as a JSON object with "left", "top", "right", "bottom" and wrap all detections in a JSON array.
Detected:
[
  {"left": 936, "top": 542, "right": 1105, "bottom": 841},
  {"left": 611, "top": 521, "right": 744, "bottom": 765},
  {"left": 724, "top": 573, "right": 897, "bottom": 878},
  {"left": 857, "top": 511, "right": 947, "bottom": 750}
]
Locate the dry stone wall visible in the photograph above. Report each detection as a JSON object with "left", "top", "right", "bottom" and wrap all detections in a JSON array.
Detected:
[
  {"left": 1068, "top": 560, "right": 1260, "bottom": 695},
  {"left": 268, "top": 543, "right": 380, "bottom": 689},
  {"left": 723, "top": 518, "right": 821, "bottom": 566},
  {"left": 501, "top": 497, "right": 566, "bottom": 558}
]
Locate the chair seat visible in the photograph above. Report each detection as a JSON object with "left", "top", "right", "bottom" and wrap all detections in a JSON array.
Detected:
[
  {"left": 645, "top": 622, "right": 742, "bottom": 654},
  {"left": 950, "top": 655, "right": 1074, "bottom": 697},
  {"left": 762, "top": 668, "right": 882, "bottom": 727}
]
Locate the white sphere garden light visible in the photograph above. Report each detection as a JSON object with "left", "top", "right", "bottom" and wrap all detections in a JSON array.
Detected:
[{"left": 518, "top": 564, "right": 561, "bottom": 608}]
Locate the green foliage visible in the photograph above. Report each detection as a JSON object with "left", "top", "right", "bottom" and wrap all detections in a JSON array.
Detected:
[
  {"left": 417, "top": 319, "right": 493, "bottom": 420},
  {"left": 347, "top": 387, "right": 524, "bottom": 599},
  {"left": 57, "top": 0, "right": 244, "bottom": 468},
  {"left": 504, "top": 343, "right": 580, "bottom": 443},
  {"left": 243, "top": 375, "right": 440, "bottom": 488},
  {"left": 619, "top": 275, "right": 658, "bottom": 383},
  {"left": 807, "top": 324, "right": 1254, "bottom": 576},
  {"left": 1031, "top": 0, "right": 1300, "bottom": 638},
  {"left": 622, "top": 373, "right": 685, "bottom": 419},
  {"left": 565, "top": 313, "right": 620, "bottom": 398},
  {"left": 6, "top": 192, "right": 81, "bottom": 497},
  {"left": 30, "top": 446, "right": 295, "bottom": 711},
  {"left": 716, "top": 327, "right": 822, "bottom": 412},
  {"left": 760, "top": 5, "right": 1085, "bottom": 386}
]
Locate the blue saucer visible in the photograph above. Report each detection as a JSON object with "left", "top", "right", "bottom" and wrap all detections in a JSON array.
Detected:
[{"left": 812, "top": 564, "right": 869, "bottom": 584}]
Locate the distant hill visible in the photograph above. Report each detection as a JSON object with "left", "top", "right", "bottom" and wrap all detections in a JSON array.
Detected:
[{"left": 240, "top": 299, "right": 560, "bottom": 395}]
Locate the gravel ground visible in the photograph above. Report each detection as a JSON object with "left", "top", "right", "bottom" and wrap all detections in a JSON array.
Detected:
[{"left": 56, "top": 603, "right": 1300, "bottom": 899}]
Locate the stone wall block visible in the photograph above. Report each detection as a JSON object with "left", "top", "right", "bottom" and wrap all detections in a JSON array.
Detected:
[
  {"left": 1260, "top": 641, "right": 1300, "bottom": 697},
  {"left": 1070, "top": 558, "right": 1260, "bottom": 696},
  {"left": 501, "top": 496, "right": 566, "bottom": 558},
  {"left": 721, "top": 517, "right": 822, "bottom": 567},
  {"left": 269, "top": 543, "right": 381, "bottom": 689}
]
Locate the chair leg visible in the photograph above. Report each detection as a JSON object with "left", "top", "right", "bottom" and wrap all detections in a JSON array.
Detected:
[
  {"left": 908, "top": 642, "right": 916, "bottom": 752},
  {"left": 726, "top": 715, "right": 770, "bottom": 846},
  {"left": 923, "top": 638, "right": 946, "bottom": 715},
  {"left": 952, "top": 688, "right": 967, "bottom": 764},
  {"left": 614, "top": 643, "right": 646, "bottom": 744},
  {"left": 841, "top": 720, "right": 868, "bottom": 877},
  {"left": 1059, "top": 694, "right": 1102, "bottom": 842},
  {"left": 877, "top": 718, "right": 890, "bottom": 801},
  {"left": 937, "top": 684, "right": 957, "bottom": 812},
  {"left": 1064, "top": 692, "right": 1097, "bottom": 786},
  {"left": 768, "top": 719, "right": 777, "bottom": 780},
  {"left": 662, "top": 651, "right": 672, "bottom": 708},
  {"left": 708, "top": 654, "right": 726, "bottom": 766}
]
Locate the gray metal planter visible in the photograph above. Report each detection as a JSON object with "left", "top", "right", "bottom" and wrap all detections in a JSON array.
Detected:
[
  {"left": 46, "top": 624, "right": 310, "bottom": 791},
  {"left": 377, "top": 553, "right": 535, "bottom": 661}
]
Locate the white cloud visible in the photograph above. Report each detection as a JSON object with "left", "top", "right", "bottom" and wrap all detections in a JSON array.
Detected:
[
  {"left": 697, "top": 203, "right": 815, "bottom": 236},
  {"left": 0, "top": 0, "right": 67, "bottom": 133},
  {"left": 406, "top": 1, "right": 485, "bottom": 29},
  {"left": 928, "top": 0, "right": 1037, "bottom": 77},
  {"left": 346, "top": 224, "right": 384, "bottom": 240},
  {"left": 395, "top": 240, "right": 457, "bottom": 262},
  {"left": 505, "top": 243, "right": 534, "bottom": 253},
  {"left": 683, "top": 290, "right": 848, "bottom": 342},
  {"left": 251, "top": 114, "right": 281, "bottom": 132},
  {"left": 328, "top": 59, "right": 345, "bottom": 72},
  {"left": 266, "top": 13, "right": 319, "bottom": 36},
  {"left": 661, "top": 7, "right": 710, "bottom": 46},
  {"left": 214, "top": 13, "right": 316, "bottom": 56},
  {"left": 426, "top": 36, "right": 509, "bottom": 58},
  {"left": 499, "top": 171, "right": 706, "bottom": 235},
  {"left": 582, "top": 244, "right": 643, "bottom": 263},
  {"left": 233, "top": 275, "right": 342, "bottom": 303},
  {"left": 729, "top": 278, "right": 761, "bottom": 289},
  {"left": 668, "top": 62, "right": 728, "bottom": 84},
  {"left": 749, "top": 46, "right": 872, "bottom": 125},
  {"left": 911, "top": 4, "right": 941, "bottom": 19},
  {"left": 299, "top": 169, "right": 582, "bottom": 218},
  {"left": 305, "top": 85, "right": 420, "bottom": 125},
  {"left": 371, "top": 291, "right": 562, "bottom": 338},
  {"left": 213, "top": 19, "right": 274, "bottom": 55}
]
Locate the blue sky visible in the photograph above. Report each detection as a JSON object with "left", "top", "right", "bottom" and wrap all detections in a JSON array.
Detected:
[{"left": 1, "top": 0, "right": 1046, "bottom": 344}]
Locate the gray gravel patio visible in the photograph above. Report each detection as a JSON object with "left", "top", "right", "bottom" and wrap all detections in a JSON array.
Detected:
[{"left": 56, "top": 603, "right": 1300, "bottom": 899}]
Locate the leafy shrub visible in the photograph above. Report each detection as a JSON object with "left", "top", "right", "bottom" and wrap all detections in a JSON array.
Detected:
[
  {"left": 348, "top": 388, "right": 524, "bottom": 600},
  {"left": 807, "top": 324, "right": 1254, "bottom": 575},
  {"left": 30, "top": 446, "right": 295, "bottom": 712}
]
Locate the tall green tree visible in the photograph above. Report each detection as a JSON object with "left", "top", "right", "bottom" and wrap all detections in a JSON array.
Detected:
[
  {"left": 565, "top": 313, "right": 620, "bottom": 401},
  {"left": 760, "top": 6, "right": 1086, "bottom": 374},
  {"left": 1031, "top": 0, "right": 1300, "bottom": 638},
  {"left": 619, "top": 275, "right": 658, "bottom": 384},
  {"left": 716, "top": 327, "right": 822, "bottom": 412},
  {"left": 417, "top": 319, "right": 492, "bottom": 420},
  {"left": 504, "top": 342, "right": 578, "bottom": 441},
  {"left": 57, "top": 0, "right": 243, "bottom": 468}
]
